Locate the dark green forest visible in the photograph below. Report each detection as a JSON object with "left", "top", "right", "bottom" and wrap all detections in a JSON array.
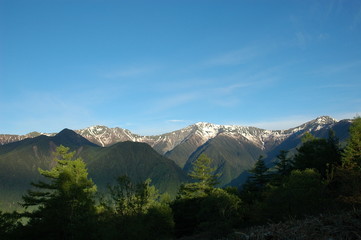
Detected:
[{"left": 1, "top": 117, "right": 361, "bottom": 240}]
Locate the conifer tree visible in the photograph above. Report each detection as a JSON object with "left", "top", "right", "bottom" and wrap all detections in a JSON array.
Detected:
[
  {"left": 331, "top": 117, "right": 361, "bottom": 207},
  {"left": 178, "top": 154, "right": 220, "bottom": 199},
  {"left": 293, "top": 131, "right": 341, "bottom": 178},
  {"left": 275, "top": 150, "right": 293, "bottom": 176},
  {"left": 21, "top": 145, "right": 97, "bottom": 240},
  {"left": 249, "top": 156, "right": 269, "bottom": 189},
  {"left": 271, "top": 150, "right": 294, "bottom": 186},
  {"left": 342, "top": 117, "right": 361, "bottom": 169}
]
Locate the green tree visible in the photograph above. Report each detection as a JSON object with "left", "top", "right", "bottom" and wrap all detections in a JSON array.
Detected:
[
  {"left": 248, "top": 156, "right": 269, "bottom": 189},
  {"left": 172, "top": 188, "right": 242, "bottom": 238},
  {"left": 271, "top": 150, "right": 294, "bottom": 186},
  {"left": 293, "top": 131, "right": 341, "bottom": 178},
  {"left": 98, "top": 176, "right": 174, "bottom": 240},
  {"left": 301, "top": 131, "right": 316, "bottom": 143},
  {"left": 264, "top": 169, "right": 327, "bottom": 220},
  {"left": 342, "top": 117, "right": 361, "bottom": 169},
  {"left": 107, "top": 176, "right": 161, "bottom": 216},
  {"left": 0, "top": 211, "right": 21, "bottom": 240},
  {"left": 240, "top": 156, "right": 269, "bottom": 206},
  {"left": 21, "top": 145, "right": 97, "bottom": 240},
  {"left": 330, "top": 117, "right": 361, "bottom": 207},
  {"left": 172, "top": 155, "right": 242, "bottom": 237},
  {"left": 178, "top": 154, "right": 220, "bottom": 199},
  {"left": 275, "top": 150, "right": 293, "bottom": 176}
]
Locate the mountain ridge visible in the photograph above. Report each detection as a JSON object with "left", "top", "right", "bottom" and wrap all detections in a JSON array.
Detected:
[
  {"left": 0, "top": 115, "right": 341, "bottom": 148},
  {"left": 0, "top": 116, "right": 353, "bottom": 209}
]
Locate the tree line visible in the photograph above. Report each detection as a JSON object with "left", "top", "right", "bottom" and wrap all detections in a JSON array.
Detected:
[{"left": 1, "top": 117, "right": 361, "bottom": 239}]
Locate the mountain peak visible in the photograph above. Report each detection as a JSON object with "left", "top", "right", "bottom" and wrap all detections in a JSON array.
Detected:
[
  {"left": 289, "top": 116, "right": 338, "bottom": 134},
  {"left": 314, "top": 116, "right": 338, "bottom": 124},
  {"left": 56, "top": 128, "right": 77, "bottom": 136},
  {"left": 193, "top": 122, "right": 221, "bottom": 138},
  {"left": 53, "top": 128, "right": 98, "bottom": 147},
  {"left": 194, "top": 122, "right": 218, "bottom": 127}
]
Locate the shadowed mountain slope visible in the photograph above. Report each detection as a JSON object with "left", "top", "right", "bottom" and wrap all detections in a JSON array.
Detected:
[{"left": 0, "top": 129, "right": 187, "bottom": 210}]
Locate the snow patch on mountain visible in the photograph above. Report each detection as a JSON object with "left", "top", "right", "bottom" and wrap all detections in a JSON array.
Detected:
[{"left": 0, "top": 116, "right": 340, "bottom": 152}]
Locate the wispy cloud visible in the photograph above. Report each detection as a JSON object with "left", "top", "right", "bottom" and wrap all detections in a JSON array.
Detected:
[
  {"left": 103, "top": 65, "right": 161, "bottom": 79},
  {"left": 167, "top": 119, "right": 187, "bottom": 123},
  {"left": 237, "top": 115, "right": 317, "bottom": 130},
  {"left": 216, "top": 82, "right": 253, "bottom": 94},
  {"left": 2, "top": 92, "right": 96, "bottom": 134},
  {"left": 156, "top": 77, "right": 215, "bottom": 92},
  {"left": 316, "top": 83, "right": 361, "bottom": 89},
  {"left": 203, "top": 46, "right": 262, "bottom": 66},
  {"left": 312, "top": 60, "right": 361, "bottom": 75},
  {"left": 148, "top": 92, "right": 199, "bottom": 114}
]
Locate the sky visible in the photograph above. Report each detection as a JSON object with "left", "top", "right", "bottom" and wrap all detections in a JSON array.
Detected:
[{"left": 1, "top": 0, "right": 361, "bottom": 135}]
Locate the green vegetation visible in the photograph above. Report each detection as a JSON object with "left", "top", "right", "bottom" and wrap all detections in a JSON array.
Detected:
[
  {"left": 1, "top": 117, "right": 361, "bottom": 239},
  {"left": 177, "top": 154, "right": 220, "bottom": 199},
  {"left": 172, "top": 154, "right": 242, "bottom": 238},
  {"left": 20, "top": 145, "right": 98, "bottom": 240}
]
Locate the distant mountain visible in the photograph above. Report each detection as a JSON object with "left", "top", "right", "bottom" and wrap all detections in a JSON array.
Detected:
[
  {"left": 0, "top": 116, "right": 353, "bottom": 191},
  {"left": 227, "top": 117, "right": 351, "bottom": 187},
  {"left": 82, "top": 141, "right": 188, "bottom": 195},
  {"left": 0, "top": 131, "right": 49, "bottom": 145},
  {"left": 0, "top": 129, "right": 187, "bottom": 210}
]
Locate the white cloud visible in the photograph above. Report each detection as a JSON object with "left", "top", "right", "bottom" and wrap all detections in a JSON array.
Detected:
[
  {"left": 103, "top": 65, "right": 160, "bottom": 79},
  {"left": 167, "top": 119, "right": 187, "bottom": 123},
  {"left": 203, "top": 46, "right": 261, "bottom": 66},
  {"left": 312, "top": 60, "right": 361, "bottom": 75},
  {"left": 148, "top": 93, "right": 199, "bottom": 114},
  {"left": 235, "top": 115, "right": 316, "bottom": 130}
]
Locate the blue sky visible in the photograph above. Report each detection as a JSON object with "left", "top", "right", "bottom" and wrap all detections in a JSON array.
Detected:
[{"left": 1, "top": 0, "right": 361, "bottom": 135}]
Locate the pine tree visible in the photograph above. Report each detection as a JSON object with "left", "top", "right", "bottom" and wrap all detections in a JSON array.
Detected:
[
  {"left": 178, "top": 154, "right": 220, "bottom": 199},
  {"left": 249, "top": 156, "right": 269, "bottom": 189},
  {"left": 271, "top": 150, "right": 294, "bottom": 186},
  {"left": 240, "top": 156, "right": 269, "bottom": 205},
  {"left": 275, "top": 150, "right": 293, "bottom": 176},
  {"left": 331, "top": 117, "right": 361, "bottom": 207},
  {"left": 342, "top": 117, "right": 361, "bottom": 169},
  {"left": 293, "top": 131, "right": 341, "bottom": 178},
  {"left": 21, "top": 145, "right": 97, "bottom": 240}
]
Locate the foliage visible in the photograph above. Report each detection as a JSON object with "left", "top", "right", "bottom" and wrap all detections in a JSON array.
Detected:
[
  {"left": 178, "top": 154, "right": 220, "bottom": 199},
  {"left": 293, "top": 131, "right": 341, "bottom": 178},
  {"left": 97, "top": 176, "right": 174, "bottom": 240},
  {"left": 264, "top": 169, "right": 327, "bottom": 220},
  {"left": 20, "top": 145, "right": 98, "bottom": 240},
  {"left": 240, "top": 156, "right": 270, "bottom": 205},
  {"left": 275, "top": 150, "right": 293, "bottom": 176},
  {"left": 330, "top": 117, "right": 361, "bottom": 207},
  {"left": 172, "top": 154, "right": 243, "bottom": 238},
  {"left": 107, "top": 176, "right": 160, "bottom": 216},
  {"left": 270, "top": 150, "right": 294, "bottom": 187},
  {"left": 248, "top": 156, "right": 269, "bottom": 189},
  {"left": 331, "top": 167, "right": 361, "bottom": 207},
  {"left": 172, "top": 188, "right": 242, "bottom": 238},
  {"left": 342, "top": 116, "right": 361, "bottom": 169},
  {"left": 0, "top": 211, "right": 22, "bottom": 240}
]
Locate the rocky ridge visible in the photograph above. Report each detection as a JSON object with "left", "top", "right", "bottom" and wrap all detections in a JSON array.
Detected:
[{"left": 1, "top": 116, "right": 339, "bottom": 154}]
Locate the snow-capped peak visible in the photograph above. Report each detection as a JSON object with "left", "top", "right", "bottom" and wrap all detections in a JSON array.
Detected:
[
  {"left": 314, "top": 116, "right": 337, "bottom": 124},
  {"left": 194, "top": 122, "right": 221, "bottom": 139}
]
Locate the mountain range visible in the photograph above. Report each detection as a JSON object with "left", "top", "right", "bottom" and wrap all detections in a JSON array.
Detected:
[{"left": 0, "top": 116, "right": 352, "bottom": 209}]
